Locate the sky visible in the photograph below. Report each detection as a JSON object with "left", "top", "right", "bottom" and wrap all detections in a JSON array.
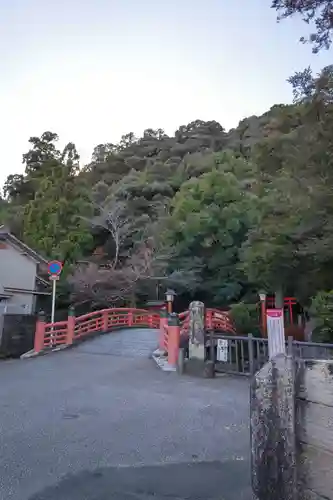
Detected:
[{"left": 0, "top": 0, "right": 332, "bottom": 188}]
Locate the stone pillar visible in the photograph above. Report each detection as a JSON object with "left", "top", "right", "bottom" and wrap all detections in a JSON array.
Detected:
[
  {"left": 188, "top": 301, "right": 205, "bottom": 360},
  {"left": 186, "top": 301, "right": 208, "bottom": 376},
  {"left": 251, "top": 355, "right": 297, "bottom": 500}
]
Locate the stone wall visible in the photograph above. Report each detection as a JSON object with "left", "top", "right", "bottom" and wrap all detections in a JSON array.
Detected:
[
  {"left": 0, "top": 313, "right": 36, "bottom": 358},
  {"left": 251, "top": 356, "right": 333, "bottom": 500}
]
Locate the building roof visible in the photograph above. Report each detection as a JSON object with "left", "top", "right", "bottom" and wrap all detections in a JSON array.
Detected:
[
  {"left": 0, "top": 225, "right": 49, "bottom": 265},
  {"left": 0, "top": 282, "right": 11, "bottom": 299}
]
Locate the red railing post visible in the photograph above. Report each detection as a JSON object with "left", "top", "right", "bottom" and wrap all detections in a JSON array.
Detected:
[
  {"left": 167, "top": 313, "right": 180, "bottom": 367},
  {"left": 102, "top": 310, "right": 109, "bottom": 331},
  {"left": 34, "top": 310, "right": 46, "bottom": 353},
  {"left": 66, "top": 306, "right": 75, "bottom": 345},
  {"left": 159, "top": 310, "right": 168, "bottom": 351},
  {"left": 206, "top": 309, "right": 213, "bottom": 330},
  {"left": 148, "top": 313, "right": 153, "bottom": 328},
  {"left": 128, "top": 311, "right": 133, "bottom": 327}
]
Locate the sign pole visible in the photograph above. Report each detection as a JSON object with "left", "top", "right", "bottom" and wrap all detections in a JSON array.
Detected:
[
  {"left": 47, "top": 261, "right": 63, "bottom": 347},
  {"left": 51, "top": 277, "right": 57, "bottom": 325}
]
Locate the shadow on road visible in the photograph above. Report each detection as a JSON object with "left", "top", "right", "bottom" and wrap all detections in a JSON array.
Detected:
[{"left": 28, "top": 460, "right": 252, "bottom": 500}]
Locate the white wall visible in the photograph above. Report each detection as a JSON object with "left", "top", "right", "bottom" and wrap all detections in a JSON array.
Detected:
[{"left": 0, "top": 243, "right": 37, "bottom": 314}]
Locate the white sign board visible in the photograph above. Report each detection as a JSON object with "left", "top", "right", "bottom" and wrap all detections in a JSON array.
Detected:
[
  {"left": 266, "top": 309, "right": 286, "bottom": 359},
  {"left": 217, "top": 338, "right": 229, "bottom": 362}
]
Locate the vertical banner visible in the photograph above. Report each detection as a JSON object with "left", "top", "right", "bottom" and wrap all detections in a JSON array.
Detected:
[{"left": 266, "top": 309, "right": 285, "bottom": 359}]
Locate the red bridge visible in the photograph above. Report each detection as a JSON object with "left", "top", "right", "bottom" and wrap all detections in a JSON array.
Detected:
[{"left": 33, "top": 307, "right": 236, "bottom": 367}]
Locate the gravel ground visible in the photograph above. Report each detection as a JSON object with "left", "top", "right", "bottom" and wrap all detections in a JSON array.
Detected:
[{"left": 0, "top": 328, "right": 251, "bottom": 500}]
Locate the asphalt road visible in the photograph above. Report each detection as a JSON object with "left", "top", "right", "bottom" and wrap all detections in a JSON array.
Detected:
[{"left": 0, "top": 328, "right": 251, "bottom": 500}]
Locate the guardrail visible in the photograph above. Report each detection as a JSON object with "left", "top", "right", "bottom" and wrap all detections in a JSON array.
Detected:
[{"left": 207, "top": 333, "right": 333, "bottom": 376}]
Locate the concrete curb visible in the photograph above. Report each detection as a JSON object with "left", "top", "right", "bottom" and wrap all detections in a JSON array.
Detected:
[{"left": 20, "top": 344, "right": 69, "bottom": 359}]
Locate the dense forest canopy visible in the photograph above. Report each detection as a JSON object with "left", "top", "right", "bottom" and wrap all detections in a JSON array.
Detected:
[{"left": 1, "top": 2, "right": 333, "bottom": 339}]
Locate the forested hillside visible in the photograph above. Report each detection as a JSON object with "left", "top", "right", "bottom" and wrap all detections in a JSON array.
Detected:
[{"left": 1, "top": 63, "right": 333, "bottom": 338}]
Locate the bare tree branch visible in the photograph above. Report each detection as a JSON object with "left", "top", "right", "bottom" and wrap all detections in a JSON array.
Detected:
[
  {"left": 71, "top": 197, "right": 174, "bottom": 308},
  {"left": 82, "top": 199, "right": 132, "bottom": 268},
  {"left": 69, "top": 240, "right": 159, "bottom": 307}
]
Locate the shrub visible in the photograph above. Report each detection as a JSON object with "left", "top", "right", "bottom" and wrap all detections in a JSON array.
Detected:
[{"left": 229, "top": 302, "right": 261, "bottom": 337}]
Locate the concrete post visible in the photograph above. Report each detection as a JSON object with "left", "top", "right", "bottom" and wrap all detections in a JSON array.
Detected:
[
  {"left": 34, "top": 310, "right": 46, "bottom": 353},
  {"left": 66, "top": 306, "right": 75, "bottom": 345}
]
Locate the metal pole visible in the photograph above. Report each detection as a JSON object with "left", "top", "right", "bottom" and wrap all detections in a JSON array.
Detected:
[
  {"left": 51, "top": 278, "right": 56, "bottom": 324},
  {"left": 248, "top": 333, "right": 254, "bottom": 375}
]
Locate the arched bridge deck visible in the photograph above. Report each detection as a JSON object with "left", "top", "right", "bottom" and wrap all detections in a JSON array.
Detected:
[
  {"left": 32, "top": 307, "right": 236, "bottom": 359},
  {"left": 76, "top": 326, "right": 159, "bottom": 358}
]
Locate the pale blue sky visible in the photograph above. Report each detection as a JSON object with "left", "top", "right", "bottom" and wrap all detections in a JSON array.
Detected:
[{"left": 0, "top": 0, "right": 331, "bottom": 187}]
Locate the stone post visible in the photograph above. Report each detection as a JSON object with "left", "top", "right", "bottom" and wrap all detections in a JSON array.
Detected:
[
  {"left": 186, "top": 301, "right": 207, "bottom": 376},
  {"left": 188, "top": 301, "right": 205, "bottom": 359},
  {"left": 251, "top": 354, "right": 297, "bottom": 500}
]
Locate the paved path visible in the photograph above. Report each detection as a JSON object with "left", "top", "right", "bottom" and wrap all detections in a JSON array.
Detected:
[{"left": 0, "top": 328, "right": 251, "bottom": 500}]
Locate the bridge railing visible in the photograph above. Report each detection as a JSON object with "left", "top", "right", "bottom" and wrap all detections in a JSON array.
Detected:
[
  {"left": 34, "top": 308, "right": 160, "bottom": 353},
  {"left": 43, "top": 321, "right": 69, "bottom": 348},
  {"left": 158, "top": 308, "right": 235, "bottom": 368},
  {"left": 179, "top": 311, "right": 189, "bottom": 334},
  {"left": 33, "top": 306, "right": 236, "bottom": 364},
  {"left": 176, "top": 308, "right": 235, "bottom": 337},
  {"left": 205, "top": 308, "right": 236, "bottom": 334}
]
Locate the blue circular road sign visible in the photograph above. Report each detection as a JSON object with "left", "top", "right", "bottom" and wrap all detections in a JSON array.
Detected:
[{"left": 48, "top": 260, "right": 63, "bottom": 276}]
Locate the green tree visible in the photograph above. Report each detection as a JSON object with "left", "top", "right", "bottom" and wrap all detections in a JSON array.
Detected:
[
  {"left": 22, "top": 134, "right": 92, "bottom": 264},
  {"left": 0, "top": 195, "right": 8, "bottom": 224},
  {"left": 271, "top": 0, "right": 333, "bottom": 52},
  {"left": 241, "top": 65, "right": 333, "bottom": 303},
  {"left": 310, "top": 290, "right": 333, "bottom": 342},
  {"left": 163, "top": 153, "right": 260, "bottom": 305}
]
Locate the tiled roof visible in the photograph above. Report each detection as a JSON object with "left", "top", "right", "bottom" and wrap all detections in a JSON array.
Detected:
[{"left": 0, "top": 225, "right": 48, "bottom": 265}]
